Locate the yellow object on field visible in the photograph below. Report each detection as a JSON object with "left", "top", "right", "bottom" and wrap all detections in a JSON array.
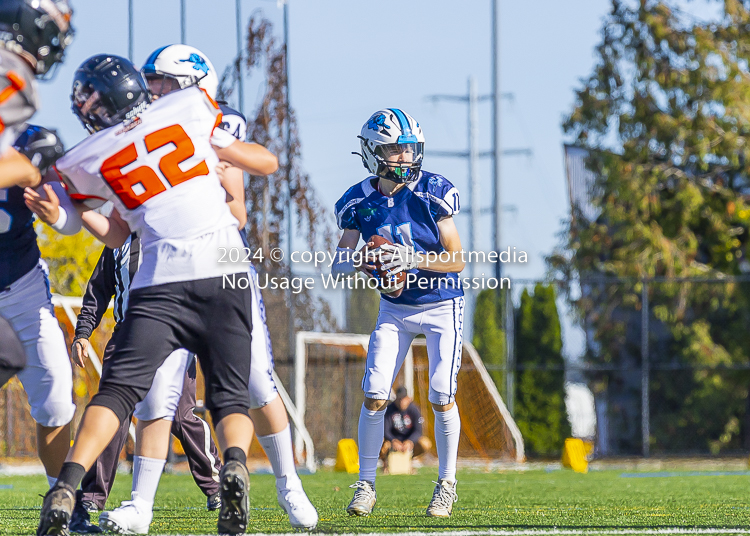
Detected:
[
  {"left": 335, "top": 438, "right": 359, "bottom": 473},
  {"left": 562, "top": 438, "right": 589, "bottom": 473},
  {"left": 173, "top": 437, "right": 186, "bottom": 457},
  {"left": 387, "top": 450, "right": 413, "bottom": 475}
]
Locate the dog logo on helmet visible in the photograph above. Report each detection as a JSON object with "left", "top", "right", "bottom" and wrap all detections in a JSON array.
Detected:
[{"left": 179, "top": 53, "right": 210, "bottom": 75}]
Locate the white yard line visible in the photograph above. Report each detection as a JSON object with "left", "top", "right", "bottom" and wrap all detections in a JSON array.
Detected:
[{"left": 180, "top": 530, "right": 750, "bottom": 536}]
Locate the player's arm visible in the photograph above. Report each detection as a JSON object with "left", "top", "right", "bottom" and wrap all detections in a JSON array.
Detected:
[
  {"left": 0, "top": 147, "right": 40, "bottom": 189},
  {"left": 72, "top": 246, "right": 117, "bottom": 368},
  {"left": 214, "top": 140, "right": 278, "bottom": 176},
  {"left": 217, "top": 162, "right": 247, "bottom": 229},
  {"left": 333, "top": 229, "right": 376, "bottom": 277},
  {"left": 24, "top": 174, "right": 83, "bottom": 235},
  {"left": 80, "top": 208, "right": 131, "bottom": 249},
  {"left": 419, "top": 216, "right": 465, "bottom": 273}
]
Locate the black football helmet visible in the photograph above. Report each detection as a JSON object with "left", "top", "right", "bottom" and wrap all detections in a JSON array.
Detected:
[
  {"left": 71, "top": 54, "right": 152, "bottom": 133},
  {"left": 13, "top": 124, "right": 64, "bottom": 175},
  {"left": 0, "top": 0, "right": 74, "bottom": 78}
]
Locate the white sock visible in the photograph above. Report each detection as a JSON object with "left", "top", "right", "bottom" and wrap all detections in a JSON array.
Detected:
[
  {"left": 47, "top": 476, "right": 57, "bottom": 488},
  {"left": 257, "top": 424, "right": 302, "bottom": 491},
  {"left": 357, "top": 404, "right": 385, "bottom": 484},
  {"left": 433, "top": 404, "right": 461, "bottom": 482},
  {"left": 131, "top": 456, "right": 166, "bottom": 507}
]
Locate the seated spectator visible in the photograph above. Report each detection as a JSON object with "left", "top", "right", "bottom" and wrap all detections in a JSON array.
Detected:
[{"left": 380, "top": 386, "right": 433, "bottom": 472}]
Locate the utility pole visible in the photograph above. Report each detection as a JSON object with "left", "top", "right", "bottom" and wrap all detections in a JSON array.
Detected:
[
  {"left": 492, "top": 0, "right": 502, "bottom": 280},
  {"left": 235, "top": 0, "right": 244, "bottom": 115},
  {"left": 425, "top": 87, "right": 528, "bottom": 265},
  {"left": 468, "top": 76, "right": 480, "bottom": 280},
  {"left": 180, "top": 0, "right": 186, "bottom": 44}
]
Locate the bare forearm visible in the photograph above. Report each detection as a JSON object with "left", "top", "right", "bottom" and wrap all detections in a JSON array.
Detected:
[
  {"left": 81, "top": 210, "right": 130, "bottom": 248},
  {"left": 214, "top": 141, "right": 278, "bottom": 176},
  {"left": 417, "top": 251, "right": 465, "bottom": 273},
  {"left": 0, "top": 148, "right": 41, "bottom": 189}
]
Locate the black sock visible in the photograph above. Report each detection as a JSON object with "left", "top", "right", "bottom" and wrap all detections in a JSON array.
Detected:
[
  {"left": 56, "top": 462, "right": 86, "bottom": 490},
  {"left": 223, "top": 447, "right": 247, "bottom": 465}
]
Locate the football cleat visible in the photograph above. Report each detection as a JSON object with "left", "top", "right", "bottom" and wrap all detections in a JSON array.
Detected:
[
  {"left": 346, "top": 480, "right": 377, "bottom": 516},
  {"left": 277, "top": 486, "right": 318, "bottom": 530},
  {"left": 98, "top": 500, "right": 152, "bottom": 535},
  {"left": 217, "top": 460, "right": 250, "bottom": 535},
  {"left": 426, "top": 479, "right": 458, "bottom": 517},
  {"left": 69, "top": 500, "right": 102, "bottom": 534},
  {"left": 355, "top": 109, "right": 424, "bottom": 184},
  {"left": 207, "top": 491, "right": 222, "bottom": 511},
  {"left": 37, "top": 483, "right": 76, "bottom": 536}
]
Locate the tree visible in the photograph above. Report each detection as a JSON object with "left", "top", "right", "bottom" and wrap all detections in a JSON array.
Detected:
[
  {"left": 35, "top": 221, "right": 102, "bottom": 296},
  {"left": 472, "top": 289, "right": 506, "bottom": 395},
  {"left": 514, "top": 283, "right": 570, "bottom": 457},
  {"left": 553, "top": 0, "right": 750, "bottom": 453},
  {"left": 217, "top": 13, "right": 338, "bottom": 363}
]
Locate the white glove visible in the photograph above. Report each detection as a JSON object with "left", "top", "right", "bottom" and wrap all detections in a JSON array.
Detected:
[{"left": 379, "top": 243, "right": 419, "bottom": 275}]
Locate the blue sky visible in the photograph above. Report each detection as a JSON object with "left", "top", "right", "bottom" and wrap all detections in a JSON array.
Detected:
[{"left": 33, "top": 0, "right": 720, "bottom": 353}]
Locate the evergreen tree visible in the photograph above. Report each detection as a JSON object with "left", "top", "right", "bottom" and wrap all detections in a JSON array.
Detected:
[
  {"left": 514, "top": 283, "right": 570, "bottom": 456},
  {"left": 472, "top": 289, "right": 506, "bottom": 397}
]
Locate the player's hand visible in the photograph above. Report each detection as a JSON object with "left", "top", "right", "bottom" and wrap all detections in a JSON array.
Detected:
[
  {"left": 215, "top": 161, "right": 231, "bottom": 184},
  {"left": 23, "top": 183, "right": 60, "bottom": 225},
  {"left": 391, "top": 439, "right": 403, "bottom": 452},
  {"left": 71, "top": 337, "right": 89, "bottom": 368},
  {"left": 403, "top": 440, "right": 414, "bottom": 452},
  {"left": 356, "top": 240, "right": 379, "bottom": 278},
  {"left": 379, "top": 243, "right": 419, "bottom": 275}
]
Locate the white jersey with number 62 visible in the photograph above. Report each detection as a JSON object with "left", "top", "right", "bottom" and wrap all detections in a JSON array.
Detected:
[{"left": 56, "top": 87, "right": 246, "bottom": 289}]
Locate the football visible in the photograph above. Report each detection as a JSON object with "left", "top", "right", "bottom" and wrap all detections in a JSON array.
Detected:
[{"left": 364, "top": 235, "right": 406, "bottom": 298}]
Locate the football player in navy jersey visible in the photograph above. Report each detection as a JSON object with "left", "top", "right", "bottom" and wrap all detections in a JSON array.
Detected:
[
  {"left": 333, "top": 109, "right": 465, "bottom": 518},
  {"left": 0, "top": 125, "right": 81, "bottom": 495}
]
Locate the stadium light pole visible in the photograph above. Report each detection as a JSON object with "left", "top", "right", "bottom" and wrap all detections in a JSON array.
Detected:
[{"left": 128, "top": 0, "right": 134, "bottom": 62}]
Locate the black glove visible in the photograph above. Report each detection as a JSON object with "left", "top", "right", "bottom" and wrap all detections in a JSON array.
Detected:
[{"left": 13, "top": 125, "right": 65, "bottom": 176}]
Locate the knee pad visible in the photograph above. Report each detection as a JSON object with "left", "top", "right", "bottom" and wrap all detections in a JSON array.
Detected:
[{"left": 90, "top": 383, "right": 141, "bottom": 424}]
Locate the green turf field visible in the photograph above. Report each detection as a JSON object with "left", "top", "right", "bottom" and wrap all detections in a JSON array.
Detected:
[{"left": 3, "top": 468, "right": 750, "bottom": 535}]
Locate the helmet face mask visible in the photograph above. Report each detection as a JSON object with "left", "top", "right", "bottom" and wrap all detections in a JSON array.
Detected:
[
  {"left": 144, "top": 72, "right": 183, "bottom": 98},
  {"left": 356, "top": 109, "right": 425, "bottom": 184},
  {"left": 71, "top": 55, "right": 152, "bottom": 133}
]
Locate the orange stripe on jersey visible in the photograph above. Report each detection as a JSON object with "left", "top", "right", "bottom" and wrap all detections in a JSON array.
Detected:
[
  {"left": 211, "top": 112, "right": 223, "bottom": 137},
  {"left": 200, "top": 87, "right": 220, "bottom": 110},
  {"left": 0, "top": 71, "right": 26, "bottom": 105},
  {"left": 0, "top": 116, "right": 4, "bottom": 135}
]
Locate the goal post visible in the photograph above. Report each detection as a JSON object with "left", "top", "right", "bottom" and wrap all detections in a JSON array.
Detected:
[{"left": 293, "top": 331, "right": 524, "bottom": 463}]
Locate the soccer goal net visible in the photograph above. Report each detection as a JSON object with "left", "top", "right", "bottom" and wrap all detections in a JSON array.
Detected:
[{"left": 292, "top": 331, "right": 524, "bottom": 463}]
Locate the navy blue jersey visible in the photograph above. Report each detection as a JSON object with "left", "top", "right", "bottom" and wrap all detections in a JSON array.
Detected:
[
  {"left": 0, "top": 186, "right": 40, "bottom": 289},
  {"left": 335, "top": 171, "right": 463, "bottom": 305}
]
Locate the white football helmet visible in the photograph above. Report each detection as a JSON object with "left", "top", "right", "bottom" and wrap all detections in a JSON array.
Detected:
[
  {"left": 140, "top": 44, "right": 218, "bottom": 99},
  {"left": 356, "top": 108, "right": 425, "bottom": 183}
]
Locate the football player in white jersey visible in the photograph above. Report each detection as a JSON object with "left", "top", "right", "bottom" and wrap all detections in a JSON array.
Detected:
[
  {"left": 36, "top": 54, "right": 276, "bottom": 536},
  {"left": 0, "top": 0, "right": 73, "bottom": 190},
  {"left": 87, "top": 44, "right": 316, "bottom": 533},
  {"left": 333, "top": 109, "right": 465, "bottom": 517}
]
